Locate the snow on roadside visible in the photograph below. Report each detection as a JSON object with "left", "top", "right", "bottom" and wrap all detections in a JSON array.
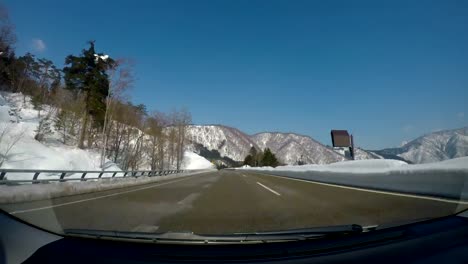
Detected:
[
  {"left": 182, "top": 151, "right": 215, "bottom": 170},
  {"left": 237, "top": 157, "right": 468, "bottom": 200},
  {"left": 1, "top": 92, "right": 215, "bottom": 182},
  {"left": 0, "top": 92, "right": 122, "bottom": 181},
  {"left": 0, "top": 170, "right": 211, "bottom": 204},
  {"left": 238, "top": 157, "right": 468, "bottom": 174}
]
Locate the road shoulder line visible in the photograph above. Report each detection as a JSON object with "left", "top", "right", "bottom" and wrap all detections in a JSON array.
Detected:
[
  {"left": 248, "top": 171, "right": 468, "bottom": 205},
  {"left": 9, "top": 176, "right": 198, "bottom": 215}
]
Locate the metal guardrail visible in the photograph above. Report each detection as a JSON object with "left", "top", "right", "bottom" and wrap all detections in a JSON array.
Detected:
[{"left": 0, "top": 169, "right": 186, "bottom": 184}]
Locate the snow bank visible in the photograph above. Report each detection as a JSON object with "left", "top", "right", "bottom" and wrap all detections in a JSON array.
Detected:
[
  {"left": 238, "top": 157, "right": 468, "bottom": 200},
  {"left": 182, "top": 151, "right": 215, "bottom": 170},
  {"left": 0, "top": 94, "right": 10, "bottom": 121},
  {"left": 0, "top": 92, "right": 122, "bottom": 181},
  {"left": 0, "top": 170, "right": 211, "bottom": 204},
  {"left": 238, "top": 157, "right": 468, "bottom": 174},
  {"left": 1, "top": 92, "right": 215, "bottom": 180},
  {"left": 1, "top": 139, "right": 122, "bottom": 181}
]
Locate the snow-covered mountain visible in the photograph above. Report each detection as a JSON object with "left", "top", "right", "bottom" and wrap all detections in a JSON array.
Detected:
[
  {"left": 186, "top": 126, "right": 346, "bottom": 165},
  {"left": 375, "top": 127, "right": 468, "bottom": 164},
  {"left": 354, "top": 148, "right": 384, "bottom": 160},
  {"left": 252, "top": 132, "right": 345, "bottom": 165},
  {"left": 186, "top": 125, "right": 468, "bottom": 166},
  {"left": 5, "top": 90, "right": 465, "bottom": 169},
  {"left": 186, "top": 125, "right": 259, "bottom": 163}
]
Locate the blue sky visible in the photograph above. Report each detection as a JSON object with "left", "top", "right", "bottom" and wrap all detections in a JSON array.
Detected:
[{"left": 4, "top": 0, "right": 468, "bottom": 149}]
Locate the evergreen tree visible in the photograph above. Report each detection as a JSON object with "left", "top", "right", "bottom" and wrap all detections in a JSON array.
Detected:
[
  {"left": 248, "top": 146, "right": 260, "bottom": 166},
  {"left": 243, "top": 154, "right": 254, "bottom": 167},
  {"left": 34, "top": 115, "right": 53, "bottom": 142},
  {"left": 63, "top": 41, "right": 115, "bottom": 148},
  {"left": 261, "top": 148, "right": 279, "bottom": 167},
  {"left": 0, "top": 4, "right": 17, "bottom": 89},
  {"left": 30, "top": 91, "right": 44, "bottom": 117}
]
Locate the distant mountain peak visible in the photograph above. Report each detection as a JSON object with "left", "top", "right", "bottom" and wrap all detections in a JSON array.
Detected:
[
  {"left": 186, "top": 125, "right": 468, "bottom": 166},
  {"left": 375, "top": 126, "right": 468, "bottom": 164},
  {"left": 186, "top": 125, "right": 345, "bottom": 165}
]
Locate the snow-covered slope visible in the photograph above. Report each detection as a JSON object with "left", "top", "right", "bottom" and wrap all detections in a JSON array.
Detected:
[
  {"left": 1, "top": 92, "right": 215, "bottom": 173},
  {"left": 182, "top": 151, "right": 215, "bottom": 170},
  {"left": 252, "top": 132, "right": 345, "bottom": 165},
  {"left": 376, "top": 127, "right": 468, "bottom": 164},
  {"left": 0, "top": 92, "right": 122, "bottom": 172},
  {"left": 354, "top": 148, "right": 384, "bottom": 160},
  {"left": 186, "top": 126, "right": 386, "bottom": 165},
  {"left": 186, "top": 125, "right": 259, "bottom": 162},
  {"left": 186, "top": 126, "right": 346, "bottom": 165}
]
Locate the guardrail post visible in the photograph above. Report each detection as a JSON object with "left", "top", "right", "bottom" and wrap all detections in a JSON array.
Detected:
[
  {"left": 0, "top": 169, "right": 193, "bottom": 184},
  {"left": 32, "top": 172, "right": 40, "bottom": 183}
]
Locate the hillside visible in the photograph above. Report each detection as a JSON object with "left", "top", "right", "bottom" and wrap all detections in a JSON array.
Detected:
[
  {"left": 185, "top": 125, "right": 348, "bottom": 165},
  {"left": 186, "top": 125, "right": 258, "bottom": 163},
  {"left": 3, "top": 91, "right": 466, "bottom": 169},
  {"left": 252, "top": 132, "right": 345, "bottom": 165},
  {"left": 376, "top": 127, "right": 468, "bottom": 164},
  {"left": 0, "top": 92, "right": 213, "bottom": 171}
]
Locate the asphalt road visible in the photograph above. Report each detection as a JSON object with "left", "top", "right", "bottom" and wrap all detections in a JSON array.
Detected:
[{"left": 2, "top": 170, "right": 467, "bottom": 234}]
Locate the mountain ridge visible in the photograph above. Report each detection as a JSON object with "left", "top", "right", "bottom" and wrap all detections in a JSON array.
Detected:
[
  {"left": 186, "top": 124, "right": 468, "bottom": 166},
  {"left": 374, "top": 126, "right": 468, "bottom": 164}
]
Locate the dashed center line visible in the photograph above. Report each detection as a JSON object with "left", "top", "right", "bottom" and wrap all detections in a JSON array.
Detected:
[{"left": 256, "top": 182, "right": 281, "bottom": 196}]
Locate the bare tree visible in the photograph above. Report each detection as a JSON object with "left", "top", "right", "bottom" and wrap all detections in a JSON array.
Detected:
[
  {"left": 175, "top": 108, "right": 191, "bottom": 170},
  {"left": 53, "top": 88, "right": 85, "bottom": 144},
  {"left": 0, "top": 124, "right": 24, "bottom": 167},
  {"left": 145, "top": 112, "right": 169, "bottom": 170},
  {"left": 166, "top": 108, "right": 192, "bottom": 170},
  {"left": 100, "top": 58, "right": 134, "bottom": 168},
  {"left": 167, "top": 124, "right": 177, "bottom": 168}
]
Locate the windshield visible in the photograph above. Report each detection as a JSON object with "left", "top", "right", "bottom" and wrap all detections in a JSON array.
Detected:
[{"left": 0, "top": 0, "right": 467, "bottom": 239}]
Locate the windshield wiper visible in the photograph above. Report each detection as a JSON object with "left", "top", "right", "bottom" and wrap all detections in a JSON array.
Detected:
[{"left": 64, "top": 224, "right": 364, "bottom": 244}]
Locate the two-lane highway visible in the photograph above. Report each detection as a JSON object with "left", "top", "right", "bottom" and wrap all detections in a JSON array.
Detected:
[{"left": 2, "top": 170, "right": 466, "bottom": 234}]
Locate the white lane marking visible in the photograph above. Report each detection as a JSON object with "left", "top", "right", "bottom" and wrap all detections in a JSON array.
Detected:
[
  {"left": 9, "top": 176, "right": 198, "bottom": 215},
  {"left": 256, "top": 182, "right": 281, "bottom": 196},
  {"left": 242, "top": 174, "right": 247, "bottom": 178},
  {"left": 251, "top": 172, "right": 468, "bottom": 205},
  {"left": 177, "top": 193, "right": 199, "bottom": 205}
]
